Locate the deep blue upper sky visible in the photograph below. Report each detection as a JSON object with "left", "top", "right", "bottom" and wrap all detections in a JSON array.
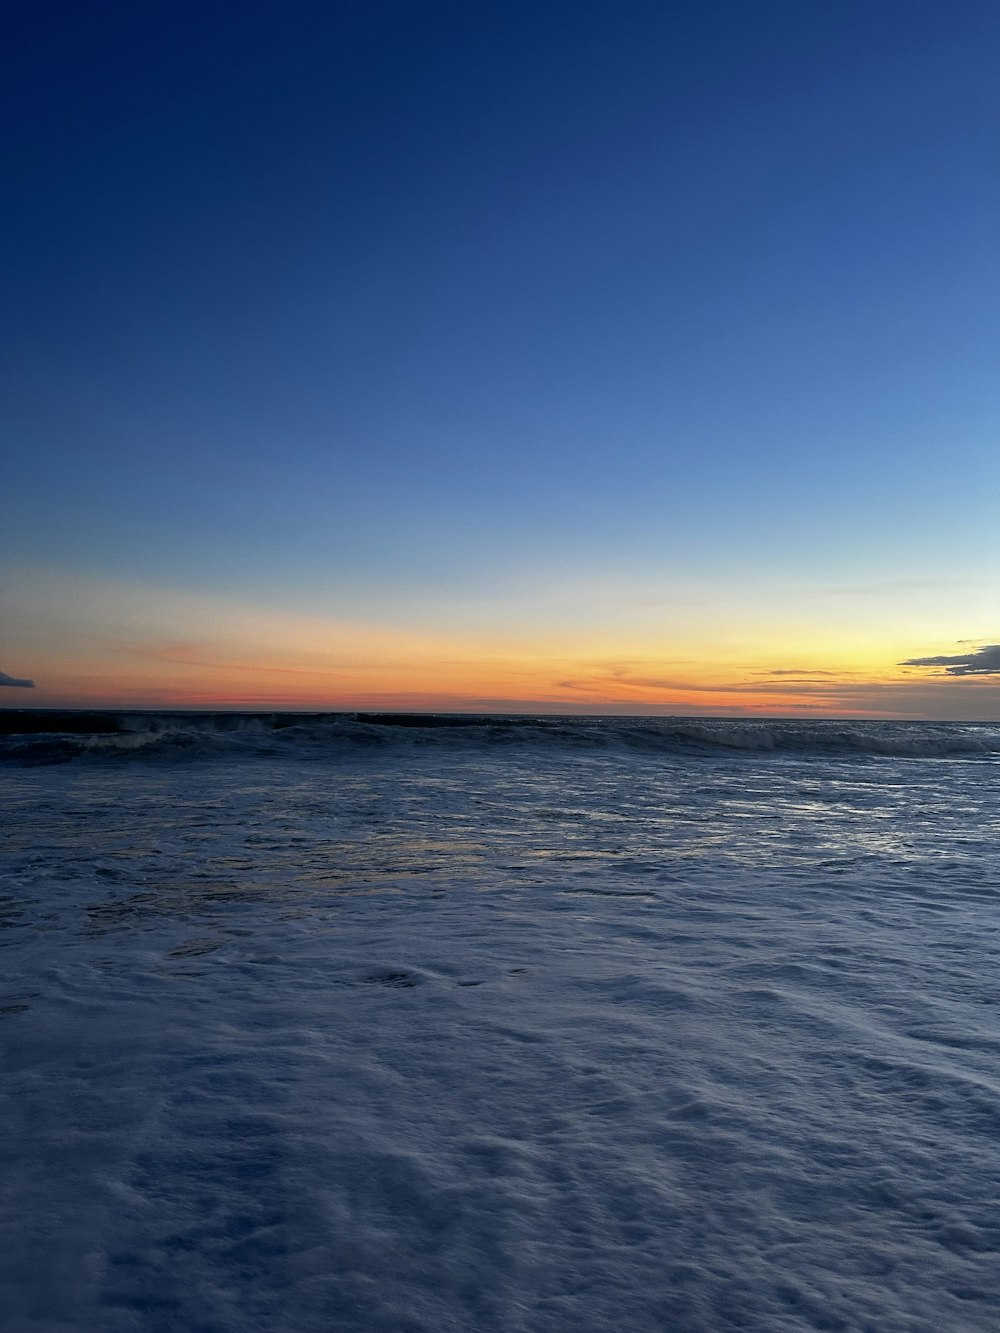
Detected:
[{"left": 3, "top": 2, "right": 999, "bottom": 671}]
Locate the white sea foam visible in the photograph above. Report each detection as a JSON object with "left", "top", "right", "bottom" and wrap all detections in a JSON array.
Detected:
[
  {"left": 2, "top": 722, "right": 999, "bottom": 1330},
  {"left": 2, "top": 710, "right": 999, "bottom": 764}
]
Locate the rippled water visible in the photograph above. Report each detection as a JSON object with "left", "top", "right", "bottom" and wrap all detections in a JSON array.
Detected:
[{"left": 3, "top": 721, "right": 1000, "bottom": 1331}]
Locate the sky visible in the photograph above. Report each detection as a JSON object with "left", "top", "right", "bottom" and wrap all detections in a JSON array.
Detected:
[{"left": 2, "top": 0, "right": 999, "bottom": 717}]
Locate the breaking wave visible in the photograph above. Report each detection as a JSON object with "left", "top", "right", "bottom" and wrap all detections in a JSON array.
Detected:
[{"left": 2, "top": 709, "right": 999, "bottom": 766}]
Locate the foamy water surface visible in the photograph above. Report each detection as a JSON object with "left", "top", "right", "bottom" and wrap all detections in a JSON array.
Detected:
[{"left": 2, "top": 714, "right": 999, "bottom": 1331}]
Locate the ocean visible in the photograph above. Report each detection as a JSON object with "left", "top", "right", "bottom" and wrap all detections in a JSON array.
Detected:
[{"left": 2, "top": 711, "right": 999, "bottom": 1332}]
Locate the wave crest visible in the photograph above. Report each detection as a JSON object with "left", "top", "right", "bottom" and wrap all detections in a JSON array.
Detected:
[{"left": 1, "top": 710, "right": 998, "bottom": 766}]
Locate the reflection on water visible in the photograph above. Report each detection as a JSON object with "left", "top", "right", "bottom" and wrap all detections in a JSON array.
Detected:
[{"left": 1, "top": 745, "right": 997, "bottom": 948}]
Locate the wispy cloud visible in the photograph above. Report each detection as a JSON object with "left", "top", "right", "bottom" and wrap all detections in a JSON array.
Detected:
[
  {"left": 815, "top": 577, "right": 984, "bottom": 599},
  {"left": 545, "top": 655, "right": 1000, "bottom": 720},
  {"left": 0, "top": 669, "right": 35, "bottom": 688},
  {"left": 901, "top": 644, "right": 1000, "bottom": 677},
  {"left": 753, "top": 669, "right": 852, "bottom": 679}
]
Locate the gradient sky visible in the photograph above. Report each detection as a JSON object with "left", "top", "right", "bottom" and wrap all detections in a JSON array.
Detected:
[{"left": 3, "top": 0, "right": 999, "bottom": 716}]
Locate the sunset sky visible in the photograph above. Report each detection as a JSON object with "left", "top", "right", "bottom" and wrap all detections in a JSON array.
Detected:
[{"left": 3, "top": 0, "right": 999, "bottom": 716}]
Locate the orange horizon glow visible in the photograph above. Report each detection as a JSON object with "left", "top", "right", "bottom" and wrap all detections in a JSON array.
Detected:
[
  {"left": 4, "top": 568, "right": 997, "bottom": 721},
  {"left": 7, "top": 658, "right": 996, "bottom": 721}
]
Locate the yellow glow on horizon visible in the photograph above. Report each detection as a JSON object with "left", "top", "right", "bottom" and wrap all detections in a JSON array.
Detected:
[{"left": 4, "top": 566, "right": 996, "bottom": 719}]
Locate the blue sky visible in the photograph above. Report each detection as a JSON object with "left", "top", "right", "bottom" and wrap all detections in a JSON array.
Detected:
[{"left": 3, "top": 1, "right": 999, "bottom": 713}]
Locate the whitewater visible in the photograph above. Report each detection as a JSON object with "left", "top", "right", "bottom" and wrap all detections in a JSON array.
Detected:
[{"left": 2, "top": 712, "right": 999, "bottom": 1332}]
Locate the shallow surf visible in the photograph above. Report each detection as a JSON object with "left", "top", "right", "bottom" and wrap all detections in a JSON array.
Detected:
[{"left": 3, "top": 715, "right": 999, "bottom": 1330}]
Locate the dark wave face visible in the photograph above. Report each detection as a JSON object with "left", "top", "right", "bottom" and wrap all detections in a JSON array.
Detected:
[{"left": 1, "top": 709, "right": 999, "bottom": 766}]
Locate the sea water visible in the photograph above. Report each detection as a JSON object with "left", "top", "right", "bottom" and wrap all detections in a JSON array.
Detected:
[{"left": 2, "top": 713, "right": 999, "bottom": 1332}]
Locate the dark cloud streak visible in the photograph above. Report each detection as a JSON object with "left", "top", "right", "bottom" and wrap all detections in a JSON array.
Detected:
[
  {"left": 0, "top": 669, "right": 35, "bottom": 688},
  {"left": 901, "top": 644, "right": 1000, "bottom": 677}
]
